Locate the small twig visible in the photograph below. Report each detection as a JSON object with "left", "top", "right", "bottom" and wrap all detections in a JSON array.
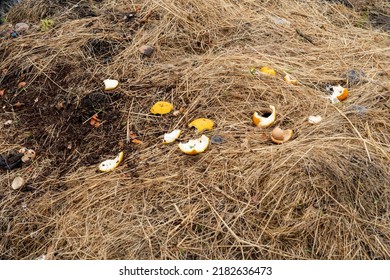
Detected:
[
  {"left": 296, "top": 28, "right": 315, "bottom": 45},
  {"left": 126, "top": 98, "right": 134, "bottom": 144}
]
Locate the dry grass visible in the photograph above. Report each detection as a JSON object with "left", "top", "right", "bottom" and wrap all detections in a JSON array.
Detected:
[{"left": 0, "top": 0, "right": 389, "bottom": 259}]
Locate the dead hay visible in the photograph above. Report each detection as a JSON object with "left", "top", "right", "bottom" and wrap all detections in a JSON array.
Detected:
[{"left": 0, "top": 0, "right": 389, "bottom": 260}]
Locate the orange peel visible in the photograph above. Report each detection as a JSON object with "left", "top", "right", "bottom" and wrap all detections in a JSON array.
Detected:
[
  {"left": 270, "top": 127, "right": 293, "bottom": 144},
  {"left": 150, "top": 101, "right": 174, "bottom": 115},
  {"left": 178, "top": 135, "right": 210, "bottom": 155},
  {"left": 259, "top": 66, "right": 276, "bottom": 76},
  {"left": 98, "top": 151, "right": 124, "bottom": 172},
  {"left": 163, "top": 129, "right": 181, "bottom": 144},
  {"left": 330, "top": 85, "right": 348, "bottom": 103},
  {"left": 188, "top": 118, "right": 214, "bottom": 132},
  {"left": 252, "top": 105, "right": 276, "bottom": 128}
]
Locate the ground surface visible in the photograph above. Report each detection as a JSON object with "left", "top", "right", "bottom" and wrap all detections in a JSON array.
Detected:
[{"left": 0, "top": 0, "right": 389, "bottom": 259}]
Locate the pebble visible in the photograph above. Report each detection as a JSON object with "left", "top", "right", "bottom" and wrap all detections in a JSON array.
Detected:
[
  {"left": 14, "top": 22, "right": 29, "bottom": 33},
  {"left": 12, "top": 176, "right": 25, "bottom": 190},
  {"left": 211, "top": 135, "right": 224, "bottom": 145},
  {"left": 21, "top": 149, "right": 36, "bottom": 163},
  {"left": 139, "top": 45, "right": 154, "bottom": 57},
  {"left": 308, "top": 115, "right": 322, "bottom": 124},
  {"left": 10, "top": 31, "right": 18, "bottom": 38}
]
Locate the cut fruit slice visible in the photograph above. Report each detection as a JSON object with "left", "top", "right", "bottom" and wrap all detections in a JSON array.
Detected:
[
  {"left": 178, "top": 135, "right": 210, "bottom": 155},
  {"left": 98, "top": 151, "right": 124, "bottom": 172},
  {"left": 270, "top": 127, "right": 293, "bottom": 144},
  {"left": 150, "top": 101, "right": 173, "bottom": 115},
  {"left": 284, "top": 74, "right": 298, "bottom": 85},
  {"left": 252, "top": 105, "right": 276, "bottom": 128},
  {"left": 188, "top": 118, "right": 214, "bottom": 132},
  {"left": 103, "top": 79, "right": 119, "bottom": 90},
  {"left": 163, "top": 129, "right": 181, "bottom": 144},
  {"left": 259, "top": 66, "right": 276, "bottom": 76}
]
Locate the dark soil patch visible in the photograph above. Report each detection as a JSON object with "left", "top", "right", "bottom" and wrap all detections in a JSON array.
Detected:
[
  {"left": 323, "top": 0, "right": 353, "bottom": 8},
  {"left": 82, "top": 39, "right": 125, "bottom": 63},
  {"left": 0, "top": 86, "right": 135, "bottom": 177},
  {"left": 370, "top": 10, "right": 390, "bottom": 32}
]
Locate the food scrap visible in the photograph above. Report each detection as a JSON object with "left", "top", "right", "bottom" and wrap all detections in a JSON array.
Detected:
[
  {"left": 188, "top": 118, "right": 214, "bottom": 132},
  {"left": 178, "top": 135, "right": 210, "bottom": 155},
  {"left": 163, "top": 129, "right": 181, "bottom": 144},
  {"left": 253, "top": 105, "right": 276, "bottom": 128},
  {"left": 98, "top": 151, "right": 124, "bottom": 172},
  {"left": 270, "top": 127, "right": 293, "bottom": 144},
  {"left": 150, "top": 101, "right": 174, "bottom": 115}
]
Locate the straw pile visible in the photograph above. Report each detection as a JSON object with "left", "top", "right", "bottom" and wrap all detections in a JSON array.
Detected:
[{"left": 0, "top": 0, "right": 389, "bottom": 259}]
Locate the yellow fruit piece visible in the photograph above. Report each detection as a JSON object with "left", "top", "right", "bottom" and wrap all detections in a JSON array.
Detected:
[
  {"left": 98, "top": 151, "right": 124, "bottom": 172},
  {"left": 270, "top": 127, "right": 293, "bottom": 144},
  {"left": 150, "top": 101, "right": 174, "bottom": 115},
  {"left": 163, "top": 129, "right": 181, "bottom": 144},
  {"left": 260, "top": 66, "right": 276, "bottom": 76},
  {"left": 188, "top": 118, "right": 214, "bottom": 132},
  {"left": 252, "top": 105, "right": 276, "bottom": 128},
  {"left": 178, "top": 135, "right": 210, "bottom": 155}
]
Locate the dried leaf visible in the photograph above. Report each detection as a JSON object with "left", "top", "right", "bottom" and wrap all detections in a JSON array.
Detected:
[
  {"left": 129, "top": 133, "right": 138, "bottom": 140},
  {"left": 14, "top": 102, "right": 23, "bottom": 108},
  {"left": 18, "top": 81, "right": 27, "bottom": 89},
  {"left": 131, "top": 139, "right": 143, "bottom": 145},
  {"left": 90, "top": 114, "right": 101, "bottom": 128}
]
